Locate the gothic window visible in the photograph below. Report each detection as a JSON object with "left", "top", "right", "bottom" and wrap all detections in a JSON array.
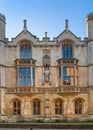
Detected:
[
  {"left": 19, "top": 67, "right": 31, "bottom": 86},
  {"left": 13, "top": 100, "right": 21, "bottom": 115},
  {"left": 63, "top": 67, "right": 75, "bottom": 85},
  {"left": 33, "top": 99, "right": 40, "bottom": 115},
  {"left": 20, "top": 43, "right": 31, "bottom": 59},
  {"left": 62, "top": 44, "right": 73, "bottom": 58},
  {"left": 75, "top": 99, "right": 83, "bottom": 114},
  {"left": 55, "top": 99, "right": 63, "bottom": 115}
]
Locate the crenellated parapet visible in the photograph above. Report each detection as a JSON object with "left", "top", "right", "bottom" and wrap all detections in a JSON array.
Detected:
[
  {"left": 0, "top": 13, "right": 6, "bottom": 23},
  {"left": 86, "top": 13, "right": 93, "bottom": 22}
]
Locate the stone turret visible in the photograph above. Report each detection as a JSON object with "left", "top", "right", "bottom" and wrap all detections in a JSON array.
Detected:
[
  {"left": 0, "top": 13, "right": 6, "bottom": 41},
  {"left": 86, "top": 13, "right": 93, "bottom": 40}
]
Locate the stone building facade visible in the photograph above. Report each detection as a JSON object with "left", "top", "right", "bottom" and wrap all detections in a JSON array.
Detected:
[{"left": 0, "top": 12, "right": 93, "bottom": 122}]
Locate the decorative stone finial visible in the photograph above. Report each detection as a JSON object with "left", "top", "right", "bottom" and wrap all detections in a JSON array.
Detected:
[
  {"left": 23, "top": 19, "right": 27, "bottom": 32},
  {"left": 45, "top": 32, "right": 48, "bottom": 44},
  {"left": 86, "top": 13, "right": 93, "bottom": 21},
  {"left": 45, "top": 32, "right": 47, "bottom": 37},
  {"left": 65, "top": 19, "right": 69, "bottom": 31}
]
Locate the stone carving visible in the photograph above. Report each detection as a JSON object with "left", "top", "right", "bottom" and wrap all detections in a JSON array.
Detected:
[
  {"left": 43, "top": 55, "right": 50, "bottom": 66},
  {"left": 44, "top": 69, "right": 50, "bottom": 83}
]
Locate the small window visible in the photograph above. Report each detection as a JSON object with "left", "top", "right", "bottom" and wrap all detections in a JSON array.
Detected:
[
  {"left": 55, "top": 99, "right": 63, "bottom": 115},
  {"left": 75, "top": 99, "right": 83, "bottom": 114},
  {"left": 13, "top": 100, "right": 21, "bottom": 115},
  {"left": 33, "top": 100, "right": 40, "bottom": 115}
]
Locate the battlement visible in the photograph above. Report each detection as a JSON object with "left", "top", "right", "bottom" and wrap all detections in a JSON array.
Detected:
[
  {"left": 86, "top": 13, "right": 93, "bottom": 21},
  {"left": 0, "top": 13, "right": 6, "bottom": 22}
]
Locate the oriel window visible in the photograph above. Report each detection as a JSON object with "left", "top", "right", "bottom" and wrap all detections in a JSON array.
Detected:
[
  {"left": 19, "top": 67, "right": 31, "bottom": 86},
  {"left": 63, "top": 67, "right": 75, "bottom": 85}
]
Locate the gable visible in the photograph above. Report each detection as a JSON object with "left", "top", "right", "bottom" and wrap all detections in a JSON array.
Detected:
[
  {"left": 11, "top": 30, "right": 38, "bottom": 45},
  {"left": 57, "top": 29, "right": 80, "bottom": 44}
]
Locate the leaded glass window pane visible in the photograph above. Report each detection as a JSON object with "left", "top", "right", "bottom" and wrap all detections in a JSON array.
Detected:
[
  {"left": 33, "top": 100, "right": 40, "bottom": 115},
  {"left": 55, "top": 99, "right": 62, "bottom": 115},
  {"left": 32, "top": 68, "right": 35, "bottom": 86},
  {"left": 75, "top": 99, "right": 83, "bottom": 115},
  {"left": 13, "top": 100, "right": 21, "bottom": 115},
  {"left": 20, "top": 44, "right": 31, "bottom": 59},
  {"left": 63, "top": 67, "right": 75, "bottom": 85},
  {"left": 19, "top": 67, "right": 31, "bottom": 87},
  {"left": 62, "top": 44, "right": 73, "bottom": 58}
]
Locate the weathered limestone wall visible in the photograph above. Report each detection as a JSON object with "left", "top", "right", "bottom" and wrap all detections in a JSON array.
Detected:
[
  {"left": 78, "top": 67, "right": 88, "bottom": 87},
  {"left": 75, "top": 45, "right": 87, "bottom": 65},
  {"left": 35, "top": 67, "right": 42, "bottom": 87},
  {"left": 3, "top": 92, "right": 88, "bottom": 121},
  {"left": 51, "top": 67, "right": 59, "bottom": 87},
  {"left": 0, "top": 67, "right": 5, "bottom": 87},
  {"left": 88, "top": 66, "right": 93, "bottom": 86},
  {"left": 89, "top": 88, "right": 93, "bottom": 114},
  {"left": 5, "top": 67, "right": 16, "bottom": 87},
  {"left": 0, "top": 43, "right": 5, "bottom": 65},
  {"left": 5, "top": 46, "right": 17, "bottom": 65}
]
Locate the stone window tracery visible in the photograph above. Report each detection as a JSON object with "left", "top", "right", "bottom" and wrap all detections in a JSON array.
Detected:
[
  {"left": 13, "top": 100, "right": 21, "bottom": 115},
  {"left": 62, "top": 43, "right": 73, "bottom": 58},
  {"left": 33, "top": 99, "right": 40, "bottom": 115},
  {"left": 55, "top": 99, "right": 63, "bottom": 115},
  {"left": 75, "top": 99, "right": 83, "bottom": 114},
  {"left": 20, "top": 43, "right": 31, "bottom": 59},
  {"left": 63, "top": 67, "right": 74, "bottom": 85},
  {"left": 19, "top": 67, "right": 31, "bottom": 86}
]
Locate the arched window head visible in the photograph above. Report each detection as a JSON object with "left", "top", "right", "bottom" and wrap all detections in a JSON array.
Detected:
[
  {"left": 62, "top": 43, "right": 73, "bottom": 58},
  {"left": 75, "top": 99, "right": 83, "bottom": 114},
  {"left": 20, "top": 42, "right": 31, "bottom": 59},
  {"left": 13, "top": 100, "right": 21, "bottom": 115},
  {"left": 33, "top": 99, "right": 40, "bottom": 115},
  {"left": 55, "top": 99, "right": 63, "bottom": 115},
  {"left": 43, "top": 55, "right": 50, "bottom": 66}
]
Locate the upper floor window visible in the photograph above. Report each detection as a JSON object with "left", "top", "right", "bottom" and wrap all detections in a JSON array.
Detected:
[
  {"left": 20, "top": 43, "right": 31, "bottom": 59},
  {"left": 19, "top": 67, "right": 35, "bottom": 87},
  {"left": 19, "top": 67, "right": 31, "bottom": 86},
  {"left": 63, "top": 67, "right": 76, "bottom": 85},
  {"left": 62, "top": 43, "right": 73, "bottom": 58}
]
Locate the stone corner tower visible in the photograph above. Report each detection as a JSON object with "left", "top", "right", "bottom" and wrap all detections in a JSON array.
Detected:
[
  {"left": 0, "top": 13, "right": 6, "bottom": 42},
  {"left": 86, "top": 13, "right": 93, "bottom": 115}
]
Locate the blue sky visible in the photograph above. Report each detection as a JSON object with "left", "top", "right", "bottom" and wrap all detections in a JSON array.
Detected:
[{"left": 0, "top": 0, "right": 92, "bottom": 40}]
